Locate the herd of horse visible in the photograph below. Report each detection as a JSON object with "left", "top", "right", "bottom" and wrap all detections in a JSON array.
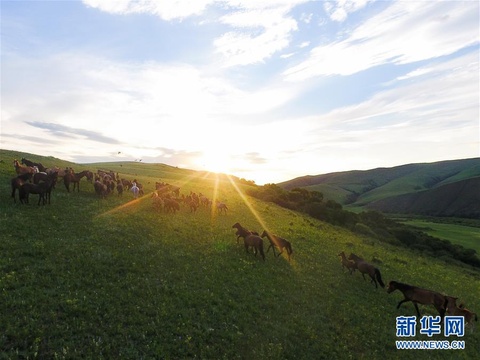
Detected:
[
  {"left": 336, "top": 251, "right": 477, "bottom": 331},
  {"left": 9, "top": 158, "right": 477, "bottom": 331}
]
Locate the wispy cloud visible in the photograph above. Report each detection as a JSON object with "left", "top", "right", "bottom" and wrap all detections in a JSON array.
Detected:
[
  {"left": 26, "top": 121, "right": 121, "bottom": 144},
  {"left": 324, "top": 0, "right": 375, "bottom": 22},
  {"left": 214, "top": 5, "right": 299, "bottom": 66},
  {"left": 82, "top": 0, "right": 215, "bottom": 20},
  {"left": 284, "top": 1, "right": 479, "bottom": 80}
]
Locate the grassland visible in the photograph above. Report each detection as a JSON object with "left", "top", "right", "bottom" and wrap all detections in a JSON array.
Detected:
[
  {"left": 399, "top": 219, "right": 480, "bottom": 255},
  {"left": 1, "top": 149, "right": 479, "bottom": 359}
]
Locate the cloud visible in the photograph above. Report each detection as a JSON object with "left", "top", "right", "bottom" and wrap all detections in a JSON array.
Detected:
[
  {"left": 303, "top": 52, "right": 479, "bottom": 165},
  {"left": 82, "top": 0, "right": 308, "bottom": 67},
  {"left": 25, "top": 121, "right": 121, "bottom": 144},
  {"left": 284, "top": 1, "right": 479, "bottom": 80},
  {"left": 214, "top": 5, "right": 299, "bottom": 66},
  {"left": 82, "top": 0, "right": 215, "bottom": 21},
  {"left": 324, "top": 0, "right": 375, "bottom": 22}
]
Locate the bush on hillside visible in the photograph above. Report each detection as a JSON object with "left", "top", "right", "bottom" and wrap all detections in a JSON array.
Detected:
[{"left": 247, "top": 184, "right": 480, "bottom": 268}]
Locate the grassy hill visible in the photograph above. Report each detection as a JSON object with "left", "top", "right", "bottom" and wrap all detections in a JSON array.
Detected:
[
  {"left": 368, "top": 177, "right": 480, "bottom": 218},
  {"left": 278, "top": 158, "right": 480, "bottom": 217},
  {"left": 1, "top": 149, "right": 479, "bottom": 359}
]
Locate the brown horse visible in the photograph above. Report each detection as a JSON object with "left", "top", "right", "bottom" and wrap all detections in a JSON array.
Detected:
[
  {"left": 94, "top": 180, "right": 107, "bottom": 198},
  {"left": 387, "top": 281, "right": 447, "bottom": 318},
  {"left": 348, "top": 253, "right": 385, "bottom": 288},
  {"left": 164, "top": 198, "right": 180, "bottom": 213},
  {"left": 216, "top": 202, "right": 228, "bottom": 214},
  {"left": 64, "top": 170, "right": 91, "bottom": 192},
  {"left": 232, "top": 222, "right": 258, "bottom": 243},
  {"left": 11, "top": 172, "right": 34, "bottom": 203},
  {"left": 243, "top": 235, "right": 265, "bottom": 261},
  {"left": 13, "top": 159, "right": 35, "bottom": 176},
  {"left": 445, "top": 296, "right": 478, "bottom": 331},
  {"left": 337, "top": 251, "right": 356, "bottom": 274},
  {"left": 261, "top": 230, "right": 293, "bottom": 261}
]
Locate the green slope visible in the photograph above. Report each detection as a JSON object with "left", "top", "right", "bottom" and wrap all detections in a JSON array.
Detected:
[
  {"left": 279, "top": 158, "right": 480, "bottom": 216},
  {"left": 1, "top": 149, "right": 479, "bottom": 359}
]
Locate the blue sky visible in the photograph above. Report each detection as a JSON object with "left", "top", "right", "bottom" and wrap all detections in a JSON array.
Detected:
[{"left": 1, "top": 0, "right": 479, "bottom": 184}]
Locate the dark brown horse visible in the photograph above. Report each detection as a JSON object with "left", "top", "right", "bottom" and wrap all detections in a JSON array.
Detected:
[
  {"left": 19, "top": 172, "right": 57, "bottom": 205},
  {"left": 164, "top": 198, "right": 180, "bottom": 213},
  {"left": 94, "top": 180, "right": 107, "bottom": 198},
  {"left": 338, "top": 251, "right": 356, "bottom": 274},
  {"left": 243, "top": 234, "right": 265, "bottom": 261},
  {"left": 21, "top": 157, "right": 47, "bottom": 172},
  {"left": 232, "top": 222, "right": 258, "bottom": 243},
  {"left": 348, "top": 253, "right": 385, "bottom": 288},
  {"left": 387, "top": 281, "right": 447, "bottom": 318},
  {"left": 261, "top": 230, "right": 293, "bottom": 261},
  {"left": 64, "top": 170, "right": 91, "bottom": 192},
  {"left": 11, "top": 172, "right": 34, "bottom": 203}
]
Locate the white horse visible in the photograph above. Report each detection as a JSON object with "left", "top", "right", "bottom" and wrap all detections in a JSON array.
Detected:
[{"left": 131, "top": 182, "right": 140, "bottom": 198}]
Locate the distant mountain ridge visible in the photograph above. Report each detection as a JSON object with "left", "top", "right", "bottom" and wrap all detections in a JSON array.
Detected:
[{"left": 278, "top": 158, "right": 480, "bottom": 218}]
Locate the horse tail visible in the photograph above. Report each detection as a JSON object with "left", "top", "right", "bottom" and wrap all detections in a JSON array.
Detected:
[{"left": 375, "top": 268, "right": 385, "bottom": 288}]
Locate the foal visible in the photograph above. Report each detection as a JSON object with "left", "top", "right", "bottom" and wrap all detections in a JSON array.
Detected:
[
  {"left": 445, "top": 296, "right": 478, "bottom": 331},
  {"left": 337, "top": 251, "right": 356, "bottom": 274},
  {"left": 232, "top": 222, "right": 258, "bottom": 243}
]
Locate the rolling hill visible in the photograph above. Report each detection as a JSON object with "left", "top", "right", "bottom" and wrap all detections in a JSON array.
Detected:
[
  {"left": 2, "top": 149, "right": 479, "bottom": 358},
  {"left": 278, "top": 158, "right": 480, "bottom": 218}
]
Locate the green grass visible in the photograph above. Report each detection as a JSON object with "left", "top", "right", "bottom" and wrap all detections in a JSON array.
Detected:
[
  {"left": 1, "top": 149, "right": 479, "bottom": 359},
  {"left": 400, "top": 219, "right": 480, "bottom": 255}
]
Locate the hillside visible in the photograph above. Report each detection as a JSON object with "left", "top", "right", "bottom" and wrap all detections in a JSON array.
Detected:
[
  {"left": 1, "top": 149, "right": 479, "bottom": 359},
  {"left": 279, "top": 158, "right": 480, "bottom": 217},
  {"left": 368, "top": 177, "right": 480, "bottom": 218}
]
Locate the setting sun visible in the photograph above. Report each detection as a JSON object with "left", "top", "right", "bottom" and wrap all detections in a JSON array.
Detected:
[{"left": 198, "top": 151, "right": 233, "bottom": 174}]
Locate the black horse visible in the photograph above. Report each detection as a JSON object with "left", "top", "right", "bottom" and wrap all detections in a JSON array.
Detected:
[{"left": 21, "top": 157, "right": 46, "bottom": 172}]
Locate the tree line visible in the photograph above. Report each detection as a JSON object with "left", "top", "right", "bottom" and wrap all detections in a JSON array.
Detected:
[{"left": 246, "top": 183, "right": 480, "bottom": 268}]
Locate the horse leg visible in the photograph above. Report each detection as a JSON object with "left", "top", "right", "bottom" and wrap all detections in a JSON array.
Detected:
[
  {"left": 413, "top": 302, "right": 421, "bottom": 318},
  {"left": 266, "top": 243, "right": 273, "bottom": 253},
  {"left": 397, "top": 299, "right": 410, "bottom": 310},
  {"left": 370, "top": 274, "right": 377, "bottom": 288},
  {"left": 11, "top": 185, "right": 17, "bottom": 203}
]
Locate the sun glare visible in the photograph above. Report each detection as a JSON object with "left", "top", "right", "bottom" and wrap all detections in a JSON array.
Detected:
[{"left": 199, "top": 151, "right": 232, "bottom": 174}]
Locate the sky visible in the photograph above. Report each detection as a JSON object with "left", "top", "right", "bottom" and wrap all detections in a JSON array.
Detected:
[{"left": 1, "top": 0, "right": 479, "bottom": 185}]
